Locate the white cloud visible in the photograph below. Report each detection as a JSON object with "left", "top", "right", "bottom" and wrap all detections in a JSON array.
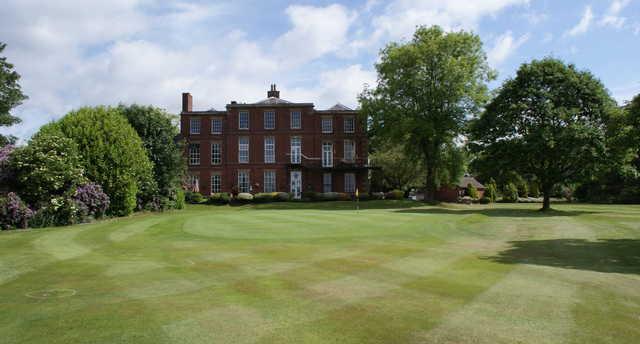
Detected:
[
  {"left": 565, "top": 6, "right": 594, "bottom": 37},
  {"left": 363, "top": 0, "right": 529, "bottom": 48},
  {"left": 599, "top": 0, "right": 631, "bottom": 29},
  {"left": 274, "top": 4, "right": 357, "bottom": 66},
  {"left": 488, "top": 31, "right": 530, "bottom": 66}
]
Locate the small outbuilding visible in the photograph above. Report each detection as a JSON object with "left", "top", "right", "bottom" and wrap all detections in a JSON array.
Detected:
[{"left": 435, "top": 174, "right": 485, "bottom": 202}]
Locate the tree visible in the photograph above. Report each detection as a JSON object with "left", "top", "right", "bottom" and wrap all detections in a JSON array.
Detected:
[
  {"left": 360, "top": 26, "right": 494, "bottom": 200},
  {"left": 485, "top": 178, "right": 498, "bottom": 203},
  {"left": 0, "top": 42, "right": 28, "bottom": 145},
  {"left": 40, "top": 106, "right": 155, "bottom": 216},
  {"left": 467, "top": 183, "right": 479, "bottom": 199},
  {"left": 9, "top": 133, "right": 85, "bottom": 207},
  {"left": 370, "top": 143, "right": 425, "bottom": 191},
  {"left": 470, "top": 58, "right": 614, "bottom": 210},
  {"left": 118, "top": 104, "right": 185, "bottom": 209}
]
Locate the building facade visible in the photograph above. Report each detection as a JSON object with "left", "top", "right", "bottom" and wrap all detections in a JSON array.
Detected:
[{"left": 180, "top": 85, "right": 369, "bottom": 199}]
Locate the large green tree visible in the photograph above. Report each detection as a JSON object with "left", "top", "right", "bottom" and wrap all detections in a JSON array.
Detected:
[
  {"left": 360, "top": 26, "right": 493, "bottom": 200},
  {"left": 40, "top": 106, "right": 155, "bottom": 216},
  {"left": 470, "top": 58, "right": 615, "bottom": 210},
  {"left": 0, "top": 42, "right": 28, "bottom": 145},
  {"left": 119, "top": 104, "right": 185, "bottom": 209},
  {"left": 370, "top": 143, "right": 425, "bottom": 191}
]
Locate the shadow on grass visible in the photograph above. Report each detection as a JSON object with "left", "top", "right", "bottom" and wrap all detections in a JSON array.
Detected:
[
  {"left": 253, "top": 200, "right": 426, "bottom": 211},
  {"left": 486, "top": 239, "right": 640, "bottom": 275},
  {"left": 394, "top": 207, "right": 596, "bottom": 217}
]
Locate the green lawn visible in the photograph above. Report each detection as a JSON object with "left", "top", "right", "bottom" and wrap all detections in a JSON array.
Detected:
[{"left": 1, "top": 201, "right": 639, "bottom": 343}]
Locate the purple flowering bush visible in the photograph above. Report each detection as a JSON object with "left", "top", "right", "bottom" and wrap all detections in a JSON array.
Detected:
[
  {"left": 0, "top": 192, "right": 34, "bottom": 229},
  {"left": 0, "top": 144, "right": 15, "bottom": 184},
  {"left": 74, "top": 183, "right": 110, "bottom": 219}
]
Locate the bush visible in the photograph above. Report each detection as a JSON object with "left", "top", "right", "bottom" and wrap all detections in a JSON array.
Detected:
[
  {"left": 73, "top": 183, "right": 110, "bottom": 219},
  {"left": 39, "top": 106, "right": 155, "bottom": 216},
  {"left": 337, "top": 192, "right": 351, "bottom": 201},
  {"left": 518, "top": 182, "right": 529, "bottom": 198},
  {"left": 185, "top": 191, "right": 205, "bottom": 204},
  {"left": 232, "top": 193, "right": 254, "bottom": 204},
  {"left": 479, "top": 196, "right": 491, "bottom": 204},
  {"left": 173, "top": 189, "right": 185, "bottom": 209},
  {"left": 385, "top": 189, "right": 404, "bottom": 200},
  {"left": 274, "top": 192, "right": 290, "bottom": 202},
  {"left": 0, "top": 144, "right": 15, "bottom": 184},
  {"left": 370, "top": 192, "right": 385, "bottom": 200},
  {"left": 485, "top": 179, "right": 498, "bottom": 203},
  {"left": 529, "top": 182, "right": 540, "bottom": 198},
  {"left": 0, "top": 192, "right": 34, "bottom": 229},
  {"left": 318, "top": 192, "right": 339, "bottom": 201},
  {"left": 9, "top": 133, "right": 86, "bottom": 207},
  {"left": 502, "top": 183, "right": 519, "bottom": 202},
  {"left": 467, "top": 183, "right": 479, "bottom": 199},
  {"left": 302, "top": 191, "right": 319, "bottom": 201},
  {"left": 207, "top": 192, "right": 230, "bottom": 205}
]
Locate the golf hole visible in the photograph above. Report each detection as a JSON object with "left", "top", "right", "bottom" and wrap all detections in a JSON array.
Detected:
[{"left": 25, "top": 288, "right": 77, "bottom": 299}]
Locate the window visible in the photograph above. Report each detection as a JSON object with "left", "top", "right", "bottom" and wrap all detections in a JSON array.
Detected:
[
  {"left": 321, "top": 117, "right": 333, "bottom": 133},
  {"left": 239, "top": 111, "right": 249, "bottom": 129},
  {"left": 238, "top": 137, "right": 249, "bottom": 163},
  {"left": 290, "top": 137, "right": 301, "bottom": 164},
  {"left": 211, "top": 174, "right": 221, "bottom": 194},
  {"left": 264, "top": 170, "right": 276, "bottom": 192},
  {"left": 188, "top": 175, "right": 199, "bottom": 191},
  {"left": 344, "top": 116, "right": 355, "bottom": 133},
  {"left": 189, "top": 143, "right": 200, "bottom": 165},
  {"left": 189, "top": 118, "right": 201, "bottom": 134},
  {"left": 211, "top": 118, "right": 222, "bottom": 134},
  {"left": 264, "top": 137, "right": 275, "bottom": 163},
  {"left": 323, "top": 173, "right": 332, "bottom": 193},
  {"left": 238, "top": 170, "right": 250, "bottom": 193},
  {"left": 211, "top": 142, "right": 221, "bottom": 165},
  {"left": 264, "top": 111, "right": 276, "bottom": 129},
  {"left": 290, "top": 111, "right": 301, "bottom": 129},
  {"left": 344, "top": 173, "right": 356, "bottom": 193},
  {"left": 322, "top": 142, "right": 333, "bottom": 167},
  {"left": 344, "top": 140, "right": 355, "bottom": 162}
]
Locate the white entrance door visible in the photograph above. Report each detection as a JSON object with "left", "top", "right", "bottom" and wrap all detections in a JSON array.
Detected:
[{"left": 290, "top": 171, "right": 302, "bottom": 199}]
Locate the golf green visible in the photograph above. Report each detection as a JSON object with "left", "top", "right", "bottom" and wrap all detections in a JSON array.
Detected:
[{"left": 1, "top": 201, "right": 639, "bottom": 343}]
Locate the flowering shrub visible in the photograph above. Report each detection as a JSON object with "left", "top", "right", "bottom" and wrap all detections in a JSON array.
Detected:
[
  {"left": 0, "top": 192, "right": 34, "bottom": 229},
  {"left": 74, "top": 183, "right": 110, "bottom": 219},
  {"left": 0, "top": 144, "right": 15, "bottom": 184}
]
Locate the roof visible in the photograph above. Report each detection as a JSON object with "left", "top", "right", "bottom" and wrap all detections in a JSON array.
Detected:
[
  {"left": 456, "top": 175, "right": 485, "bottom": 189},
  {"left": 254, "top": 97, "right": 292, "bottom": 105},
  {"left": 181, "top": 110, "right": 227, "bottom": 116},
  {"left": 226, "top": 97, "right": 314, "bottom": 108},
  {"left": 327, "top": 103, "right": 353, "bottom": 111}
]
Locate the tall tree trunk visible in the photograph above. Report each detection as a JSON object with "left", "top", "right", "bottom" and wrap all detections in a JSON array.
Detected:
[
  {"left": 424, "top": 164, "right": 436, "bottom": 201},
  {"left": 541, "top": 184, "right": 551, "bottom": 211}
]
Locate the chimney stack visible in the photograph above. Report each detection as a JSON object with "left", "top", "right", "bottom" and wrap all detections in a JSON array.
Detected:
[
  {"left": 182, "top": 92, "right": 193, "bottom": 112},
  {"left": 267, "top": 84, "right": 280, "bottom": 98}
]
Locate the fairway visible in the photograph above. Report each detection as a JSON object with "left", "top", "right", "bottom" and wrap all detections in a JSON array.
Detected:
[{"left": 1, "top": 201, "right": 639, "bottom": 343}]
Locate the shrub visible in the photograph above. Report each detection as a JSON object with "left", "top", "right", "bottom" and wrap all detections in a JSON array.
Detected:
[
  {"left": 274, "top": 192, "right": 290, "bottom": 202},
  {"left": 39, "top": 106, "right": 155, "bottom": 216},
  {"left": 479, "top": 196, "right": 491, "bottom": 204},
  {"left": 518, "top": 182, "right": 529, "bottom": 198},
  {"left": 232, "top": 193, "right": 254, "bottom": 204},
  {"left": 9, "top": 133, "right": 86, "bottom": 207},
  {"left": 73, "top": 183, "right": 110, "bottom": 219},
  {"left": 529, "top": 182, "right": 540, "bottom": 198},
  {"left": 0, "top": 144, "right": 15, "bottom": 184},
  {"left": 337, "top": 192, "right": 351, "bottom": 201},
  {"left": 207, "top": 192, "right": 230, "bottom": 205},
  {"left": 302, "top": 191, "right": 319, "bottom": 201},
  {"left": 254, "top": 193, "right": 280, "bottom": 203},
  {"left": 467, "top": 183, "right": 479, "bottom": 199},
  {"left": 185, "top": 191, "right": 205, "bottom": 204},
  {"left": 485, "top": 179, "right": 498, "bottom": 203},
  {"left": 174, "top": 189, "right": 185, "bottom": 209},
  {"left": 385, "top": 189, "right": 404, "bottom": 200},
  {"left": 502, "top": 183, "right": 519, "bottom": 202},
  {"left": 318, "top": 192, "right": 339, "bottom": 201},
  {"left": 0, "top": 193, "right": 34, "bottom": 229},
  {"left": 370, "top": 192, "right": 385, "bottom": 200},
  {"left": 357, "top": 193, "right": 371, "bottom": 201}
]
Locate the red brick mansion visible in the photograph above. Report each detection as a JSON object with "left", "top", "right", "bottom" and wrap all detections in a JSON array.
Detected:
[{"left": 180, "top": 85, "right": 369, "bottom": 199}]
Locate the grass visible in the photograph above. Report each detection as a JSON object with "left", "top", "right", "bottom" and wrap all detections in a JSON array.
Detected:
[{"left": 1, "top": 201, "right": 639, "bottom": 343}]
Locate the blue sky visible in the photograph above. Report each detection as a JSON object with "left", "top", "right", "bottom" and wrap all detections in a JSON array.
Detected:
[{"left": 1, "top": 0, "right": 639, "bottom": 141}]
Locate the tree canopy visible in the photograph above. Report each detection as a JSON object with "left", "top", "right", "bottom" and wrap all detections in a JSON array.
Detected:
[
  {"left": 360, "top": 25, "right": 493, "bottom": 200},
  {"left": 119, "top": 104, "right": 184, "bottom": 209},
  {"left": 40, "top": 106, "right": 155, "bottom": 216},
  {"left": 0, "top": 42, "right": 27, "bottom": 145},
  {"left": 469, "top": 58, "right": 615, "bottom": 210}
]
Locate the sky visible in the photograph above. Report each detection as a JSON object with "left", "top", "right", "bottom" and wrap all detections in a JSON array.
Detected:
[{"left": 1, "top": 0, "right": 639, "bottom": 141}]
